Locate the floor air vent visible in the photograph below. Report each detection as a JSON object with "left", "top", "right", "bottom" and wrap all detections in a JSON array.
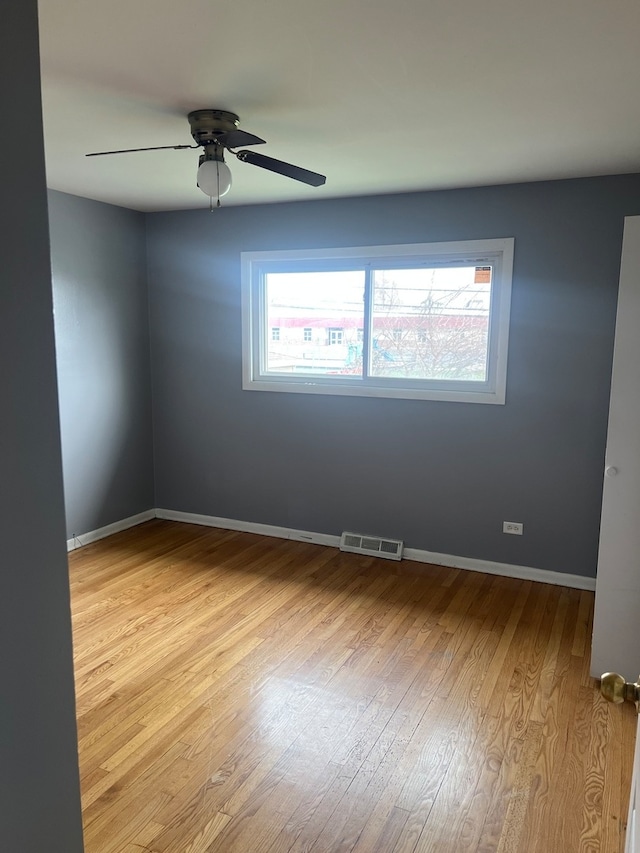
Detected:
[{"left": 340, "top": 531, "right": 404, "bottom": 561}]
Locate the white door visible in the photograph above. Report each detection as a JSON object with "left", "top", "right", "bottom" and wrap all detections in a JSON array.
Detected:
[
  {"left": 591, "top": 215, "right": 640, "bottom": 680},
  {"left": 591, "top": 215, "right": 640, "bottom": 853},
  {"left": 628, "top": 718, "right": 640, "bottom": 853}
]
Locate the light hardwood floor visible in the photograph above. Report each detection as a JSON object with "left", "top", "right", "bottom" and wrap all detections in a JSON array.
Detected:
[{"left": 69, "top": 520, "right": 636, "bottom": 853}]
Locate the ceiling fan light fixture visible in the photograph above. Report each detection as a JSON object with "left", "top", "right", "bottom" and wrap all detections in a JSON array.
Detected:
[{"left": 197, "top": 158, "right": 232, "bottom": 198}]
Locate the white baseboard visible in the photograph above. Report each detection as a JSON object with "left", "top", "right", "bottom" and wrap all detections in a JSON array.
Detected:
[
  {"left": 155, "top": 508, "right": 341, "bottom": 548},
  {"left": 154, "top": 508, "right": 596, "bottom": 591},
  {"left": 402, "top": 546, "right": 595, "bottom": 591},
  {"left": 66, "top": 509, "right": 156, "bottom": 552},
  {"left": 66, "top": 507, "right": 596, "bottom": 591}
]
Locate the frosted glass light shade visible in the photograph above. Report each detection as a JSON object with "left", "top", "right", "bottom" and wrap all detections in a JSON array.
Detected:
[{"left": 197, "top": 159, "right": 232, "bottom": 197}]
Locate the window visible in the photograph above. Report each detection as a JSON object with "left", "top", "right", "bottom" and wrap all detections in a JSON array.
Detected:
[{"left": 242, "top": 238, "right": 514, "bottom": 404}]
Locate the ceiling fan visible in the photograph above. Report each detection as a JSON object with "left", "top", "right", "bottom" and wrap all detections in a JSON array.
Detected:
[{"left": 85, "top": 109, "right": 327, "bottom": 206}]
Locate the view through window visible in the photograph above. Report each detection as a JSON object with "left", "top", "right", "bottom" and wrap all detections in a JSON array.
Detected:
[{"left": 265, "top": 266, "right": 491, "bottom": 381}]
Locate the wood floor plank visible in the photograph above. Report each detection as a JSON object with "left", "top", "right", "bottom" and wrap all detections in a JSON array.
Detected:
[{"left": 68, "top": 520, "right": 636, "bottom": 853}]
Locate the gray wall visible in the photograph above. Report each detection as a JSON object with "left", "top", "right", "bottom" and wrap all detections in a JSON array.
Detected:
[
  {"left": 0, "top": 2, "right": 84, "bottom": 851},
  {"left": 49, "top": 190, "right": 154, "bottom": 538},
  {"left": 147, "top": 174, "right": 640, "bottom": 578}
]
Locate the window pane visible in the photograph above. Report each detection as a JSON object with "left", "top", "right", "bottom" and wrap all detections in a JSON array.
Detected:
[
  {"left": 370, "top": 266, "right": 491, "bottom": 381},
  {"left": 265, "top": 271, "right": 365, "bottom": 376}
]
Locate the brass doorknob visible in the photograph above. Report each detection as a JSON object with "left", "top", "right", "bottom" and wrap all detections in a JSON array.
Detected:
[{"left": 601, "top": 672, "right": 640, "bottom": 709}]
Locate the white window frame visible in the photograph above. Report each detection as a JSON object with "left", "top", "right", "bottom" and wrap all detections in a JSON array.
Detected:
[{"left": 241, "top": 238, "right": 514, "bottom": 404}]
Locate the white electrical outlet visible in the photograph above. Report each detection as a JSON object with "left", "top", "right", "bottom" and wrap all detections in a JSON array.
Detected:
[{"left": 503, "top": 521, "right": 523, "bottom": 535}]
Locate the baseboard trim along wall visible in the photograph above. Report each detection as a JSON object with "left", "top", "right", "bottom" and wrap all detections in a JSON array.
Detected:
[
  {"left": 65, "top": 508, "right": 596, "bottom": 591},
  {"left": 401, "top": 546, "right": 596, "bottom": 591},
  {"left": 155, "top": 508, "right": 342, "bottom": 548},
  {"left": 155, "top": 508, "right": 596, "bottom": 591},
  {"left": 66, "top": 509, "right": 156, "bottom": 552}
]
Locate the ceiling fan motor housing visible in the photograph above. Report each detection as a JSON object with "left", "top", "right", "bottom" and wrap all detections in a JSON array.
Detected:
[{"left": 188, "top": 109, "right": 240, "bottom": 146}]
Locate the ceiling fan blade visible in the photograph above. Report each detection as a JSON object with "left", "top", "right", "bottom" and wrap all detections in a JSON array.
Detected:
[
  {"left": 85, "top": 144, "right": 197, "bottom": 157},
  {"left": 221, "top": 129, "right": 265, "bottom": 148},
  {"left": 235, "top": 150, "right": 326, "bottom": 187}
]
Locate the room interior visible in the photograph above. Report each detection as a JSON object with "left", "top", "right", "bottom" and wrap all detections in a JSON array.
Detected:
[{"left": 4, "top": 0, "right": 640, "bottom": 850}]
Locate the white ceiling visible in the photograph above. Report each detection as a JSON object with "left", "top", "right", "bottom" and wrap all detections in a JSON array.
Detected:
[{"left": 38, "top": 0, "right": 640, "bottom": 212}]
